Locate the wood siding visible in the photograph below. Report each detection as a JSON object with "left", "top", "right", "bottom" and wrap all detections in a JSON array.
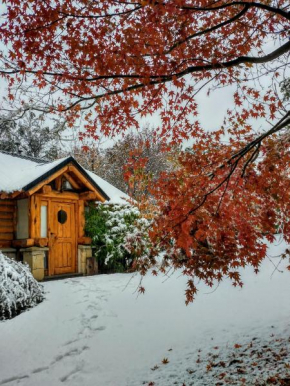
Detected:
[{"left": 0, "top": 200, "right": 16, "bottom": 247}]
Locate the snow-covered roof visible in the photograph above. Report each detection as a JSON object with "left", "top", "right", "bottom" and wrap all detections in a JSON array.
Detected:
[
  {"left": 0, "top": 151, "right": 67, "bottom": 193},
  {"left": 0, "top": 151, "right": 129, "bottom": 203},
  {"left": 85, "top": 170, "right": 130, "bottom": 204}
]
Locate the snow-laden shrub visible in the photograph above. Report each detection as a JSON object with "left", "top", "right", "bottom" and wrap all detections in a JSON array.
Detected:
[
  {"left": 0, "top": 252, "right": 44, "bottom": 320},
  {"left": 85, "top": 203, "right": 151, "bottom": 273}
]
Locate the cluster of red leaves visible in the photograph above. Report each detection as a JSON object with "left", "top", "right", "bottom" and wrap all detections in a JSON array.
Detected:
[
  {"left": 0, "top": 0, "right": 288, "bottom": 139},
  {"left": 142, "top": 132, "right": 290, "bottom": 303}
]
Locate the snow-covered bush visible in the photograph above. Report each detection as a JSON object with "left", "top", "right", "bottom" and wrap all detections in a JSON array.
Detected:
[
  {"left": 0, "top": 252, "right": 44, "bottom": 320},
  {"left": 85, "top": 203, "right": 151, "bottom": 273}
]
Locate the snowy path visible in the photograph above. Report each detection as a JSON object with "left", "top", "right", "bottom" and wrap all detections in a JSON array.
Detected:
[{"left": 0, "top": 240, "right": 290, "bottom": 385}]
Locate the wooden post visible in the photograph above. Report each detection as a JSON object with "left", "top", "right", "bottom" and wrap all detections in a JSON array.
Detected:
[
  {"left": 29, "top": 196, "right": 39, "bottom": 238},
  {"left": 78, "top": 200, "right": 85, "bottom": 238}
]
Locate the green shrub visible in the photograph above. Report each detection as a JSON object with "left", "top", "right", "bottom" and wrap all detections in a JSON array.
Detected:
[{"left": 85, "top": 203, "right": 151, "bottom": 273}]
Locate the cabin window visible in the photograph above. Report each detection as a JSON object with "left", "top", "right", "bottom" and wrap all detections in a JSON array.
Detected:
[
  {"left": 40, "top": 203, "right": 48, "bottom": 237},
  {"left": 62, "top": 178, "right": 73, "bottom": 191},
  {"left": 58, "top": 209, "right": 67, "bottom": 224},
  {"left": 16, "top": 199, "right": 29, "bottom": 239}
]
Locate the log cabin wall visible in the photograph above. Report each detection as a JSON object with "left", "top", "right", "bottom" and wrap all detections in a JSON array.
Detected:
[{"left": 0, "top": 200, "right": 16, "bottom": 248}]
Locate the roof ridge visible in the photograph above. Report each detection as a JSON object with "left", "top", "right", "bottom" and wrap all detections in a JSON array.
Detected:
[{"left": 0, "top": 149, "right": 50, "bottom": 164}]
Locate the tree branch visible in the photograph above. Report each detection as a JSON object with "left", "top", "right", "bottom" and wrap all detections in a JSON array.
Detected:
[
  {"left": 180, "top": 1, "right": 290, "bottom": 21},
  {"left": 1, "top": 39, "right": 289, "bottom": 84}
]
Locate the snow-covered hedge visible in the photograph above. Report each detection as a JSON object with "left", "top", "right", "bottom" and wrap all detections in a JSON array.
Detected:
[
  {"left": 0, "top": 252, "right": 44, "bottom": 320},
  {"left": 85, "top": 203, "right": 151, "bottom": 273}
]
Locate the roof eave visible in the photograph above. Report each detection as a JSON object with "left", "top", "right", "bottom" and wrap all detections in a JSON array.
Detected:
[{"left": 22, "top": 157, "right": 110, "bottom": 201}]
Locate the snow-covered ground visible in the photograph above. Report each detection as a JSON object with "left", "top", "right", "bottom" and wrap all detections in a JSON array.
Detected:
[{"left": 0, "top": 239, "right": 289, "bottom": 386}]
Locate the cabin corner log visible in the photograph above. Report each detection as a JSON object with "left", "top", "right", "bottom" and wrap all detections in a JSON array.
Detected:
[
  {"left": 34, "top": 238, "right": 48, "bottom": 247},
  {"left": 41, "top": 185, "right": 52, "bottom": 194},
  {"left": 12, "top": 238, "right": 35, "bottom": 248},
  {"left": 78, "top": 237, "right": 92, "bottom": 245},
  {"left": 0, "top": 240, "right": 13, "bottom": 248},
  {"left": 11, "top": 190, "right": 22, "bottom": 199},
  {"left": 79, "top": 191, "right": 98, "bottom": 201},
  {"left": 0, "top": 190, "right": 22, "bottom": 199}
]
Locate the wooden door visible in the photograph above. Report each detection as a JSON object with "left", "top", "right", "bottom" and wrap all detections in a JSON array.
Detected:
[{"left": 49, "top": 201, "right": 77, "bottom": 275}]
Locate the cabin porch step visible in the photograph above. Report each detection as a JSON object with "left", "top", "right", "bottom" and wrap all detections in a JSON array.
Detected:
[{"left": 43, "top": 273, "right": 84, "bottom": 281}]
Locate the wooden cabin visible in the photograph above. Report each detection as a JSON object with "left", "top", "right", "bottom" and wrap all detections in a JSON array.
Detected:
[{"left": 0, "top": 151, "right": 127, "bottom": 280}]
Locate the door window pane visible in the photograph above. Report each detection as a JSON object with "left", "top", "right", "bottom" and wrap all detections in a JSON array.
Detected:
[{"left": 58, "top": 209, "right": 67, "bottom": 224}]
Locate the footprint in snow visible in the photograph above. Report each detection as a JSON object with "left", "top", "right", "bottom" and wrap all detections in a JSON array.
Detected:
[
  {"left": 63, "top": 338, "right": 80, "bottom": 347},
  {"left": 86, "top": 303, "right": 101, "bottom": 311},
  {"left": 59, "top": 364, "right": 83, "bottom": 383},
  {"left": 52, "top": 346, "right": 89, "bottom": 364},
  {"left": 94, "top": 326, "right": 106, "bottom": 331},
  {"left": 0, "top": 375, "right": 29, "bottom": 385},
  {"left": 75, "top": 300, "right": 90, "bottom": 305},
  {"left": 31, "top": 366, "right": 50, "bottom": 374}
]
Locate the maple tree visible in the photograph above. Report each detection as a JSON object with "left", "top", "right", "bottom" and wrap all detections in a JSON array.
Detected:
[{"left": 0, "top": 0, "right": 290, "bottom": 301}]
